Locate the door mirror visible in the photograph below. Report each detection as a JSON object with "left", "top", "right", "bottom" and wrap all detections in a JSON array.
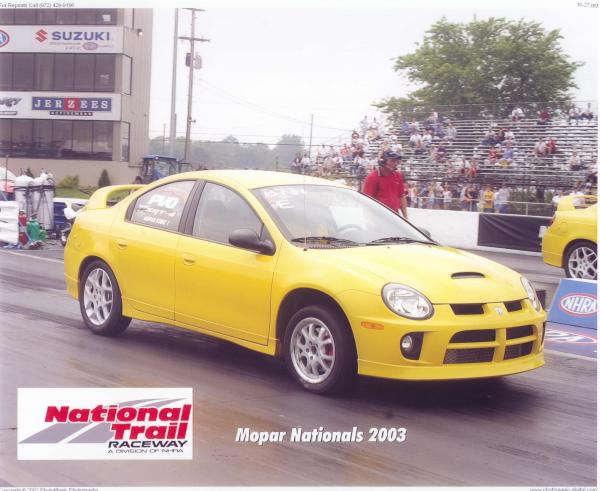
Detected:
[{"left": 229, "top": 228, "right": 276, "bottom": 256}]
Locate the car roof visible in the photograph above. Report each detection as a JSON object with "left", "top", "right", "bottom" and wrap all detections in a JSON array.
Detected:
[{"left": 172, "top": 169, "right": 347, "bottom": 190}]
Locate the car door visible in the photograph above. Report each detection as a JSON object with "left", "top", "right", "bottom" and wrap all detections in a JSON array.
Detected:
[
  {"left": 111, "top": 180, "right": 196, "bottom": 320},
  {"left": 175, "top": 182, "right": 277, "bottom": 345}
]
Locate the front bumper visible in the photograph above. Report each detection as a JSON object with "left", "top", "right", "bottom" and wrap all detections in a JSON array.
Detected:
[{"left": 338, "top": 290, "right": 546, "bottom": 381}]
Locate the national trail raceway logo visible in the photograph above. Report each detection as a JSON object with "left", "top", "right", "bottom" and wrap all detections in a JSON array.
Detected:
[{"left": 18, "top": 388, "right": 193, "bottom": 460}]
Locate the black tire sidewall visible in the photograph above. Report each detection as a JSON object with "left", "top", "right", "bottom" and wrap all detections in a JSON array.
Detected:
[
  {"left": 79, "top": 260, "right": 129, "bottom": 336},
  {"left": 284, "top": 304, "right": 356, "bottom": 394}
]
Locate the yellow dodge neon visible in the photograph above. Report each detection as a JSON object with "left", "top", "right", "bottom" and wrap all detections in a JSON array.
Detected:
[
  {"left": 65, "top": 170, "right": 545, "bottom": 394},
  {"left": 542, "top": 195, "right": 597, "bottom": 280}
]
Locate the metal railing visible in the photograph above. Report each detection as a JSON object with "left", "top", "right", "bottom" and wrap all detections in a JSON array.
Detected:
[{"left": 407, "top": 197, "right": 555, "bottom": 216}]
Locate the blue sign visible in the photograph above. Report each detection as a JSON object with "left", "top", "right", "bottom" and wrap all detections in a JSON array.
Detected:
[
  {"left": 548, "top": 278, "right": 597, "bottom": 330},
  {"left": 32, "top": 97, "right": 112, "bottom": 113}
]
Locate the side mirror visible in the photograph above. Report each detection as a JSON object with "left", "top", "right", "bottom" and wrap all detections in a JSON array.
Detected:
[{"left": 229, "top": 228, "right": 275, "bottom": 256}]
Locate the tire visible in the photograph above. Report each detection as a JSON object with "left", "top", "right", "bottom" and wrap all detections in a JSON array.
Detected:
[
  {"left": 283, "top": 304, "right": 356, "bottom": 395},
  {"left": 79, "top": 260, "right": 131, "bottom": 336},
  {"left": 59, "top": 230, "right": 69, "bottom": 247},
  {"left": 564, "top": 241, "right": 597, "bottom": 280}
]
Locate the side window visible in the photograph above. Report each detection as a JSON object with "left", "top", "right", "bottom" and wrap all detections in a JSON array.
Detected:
[
  {"left": 130, "top": 180, "right": 195, "bottom": 232},
  {"left": 193, "top": 182, "right": 263, "bottom": 244}
]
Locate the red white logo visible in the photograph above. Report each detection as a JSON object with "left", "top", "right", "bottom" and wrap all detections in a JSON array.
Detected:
[
  {"left": 18, "top": 388, "right": 193, "bottom": 460},
  {"left": 559, "top": 294, "right": 597, "bottom": 317},
  {"left": 35, "top": 29, "right": 48, "bottom": 43}
]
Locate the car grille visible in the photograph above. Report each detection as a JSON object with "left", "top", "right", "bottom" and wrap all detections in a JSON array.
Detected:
[
  {"left": 444, "top": 348, "right": 494, "bottom": 364},
  {"left": 450, "top": 303, "right": 485, "bottom": 315},
  {"left": 442, "top": 325, "right": 537, "bottom": 365},
  {"left": 504, "top": 300, "right": 523, "bottom": 312},
  {"left": 504, "top": 342, "right": 533, "bottom": 360}
]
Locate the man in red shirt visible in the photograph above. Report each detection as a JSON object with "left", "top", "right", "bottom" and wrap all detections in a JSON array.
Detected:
[{"left": 363, "top": 150, "right": 408, "bottom": 218}]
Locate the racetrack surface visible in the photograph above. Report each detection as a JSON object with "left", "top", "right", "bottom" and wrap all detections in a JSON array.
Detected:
[{"left": 0, "top": 247, "right": 596, "bottom": 486}]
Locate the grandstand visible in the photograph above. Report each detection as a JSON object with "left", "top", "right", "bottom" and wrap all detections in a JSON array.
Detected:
[{"left": 367, "top": 115, "right": 597, "bottom": 190}]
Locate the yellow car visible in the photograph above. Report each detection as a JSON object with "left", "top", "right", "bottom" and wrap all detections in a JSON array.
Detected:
[
  {"left": 65, "top": 170, "right": 545, "bottom": 394},
  {"left": 542, "top": 195, "right": 597, "bottom": 280}
]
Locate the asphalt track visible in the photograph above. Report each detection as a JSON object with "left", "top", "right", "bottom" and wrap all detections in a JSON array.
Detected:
[{"left": 0, "top": 246, "right": 596, "bottom": 486}]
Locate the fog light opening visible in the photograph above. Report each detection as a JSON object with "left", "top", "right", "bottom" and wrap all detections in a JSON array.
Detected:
[{"left": 400, "top": 332, "right": 424, "bottom": 360}]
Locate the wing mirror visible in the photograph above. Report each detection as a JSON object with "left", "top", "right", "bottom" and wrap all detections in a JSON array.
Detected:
[{"left": 229, "top": 228, "right": 276, "bottom": 256}]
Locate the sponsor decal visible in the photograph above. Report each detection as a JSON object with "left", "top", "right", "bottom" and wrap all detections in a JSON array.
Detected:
[
  {"left": 545, "top": 329, "right": 596, "bottom": 344},
  {"left": 0, "top": 29, "right": 9, "bottom": 48},
  {"left": 18, "top": 388, "right": 193, "bottom": 460},
  {"left": 32, "top": 97, "right": 112, "bottom": 117},
  {"left": 0, "top": 97, "right": 21, "bottom": 116},
  {"left": 559, "top": 293, "right": 597, "bottom": 317},
  {"left": 35, "top": 29, "right": 48, "bottom": 43}
]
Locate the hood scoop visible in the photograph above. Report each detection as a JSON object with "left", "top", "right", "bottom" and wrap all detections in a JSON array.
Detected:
[{"left": 451, "top": 272, "right": 485, "bottom": 279}]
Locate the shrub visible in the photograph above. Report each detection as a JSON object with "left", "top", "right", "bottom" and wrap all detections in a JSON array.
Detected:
[
  {"left": 98, "top": 169, "right": 111, "bottom": 188},
  {"left": 58, "top": 175, "right": 79, "bottom": 189}
]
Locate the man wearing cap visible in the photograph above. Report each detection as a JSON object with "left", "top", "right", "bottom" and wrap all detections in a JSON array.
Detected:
[{"left": 363, "top": 150, "right": 408, "bottom": 219}]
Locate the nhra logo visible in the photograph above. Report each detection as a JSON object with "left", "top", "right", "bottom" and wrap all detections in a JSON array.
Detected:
[
  {"left": 0, "top": 29, "right": 10, "bottom": 48},
  {"left": 559, "top": 294, "right": 597, "bottom": 317},
  {"left": 18, "top": 388, "right": 193, "bottom": 460},
  {"left": 35, "top": 29, "right": 48, "bottom": 43}
]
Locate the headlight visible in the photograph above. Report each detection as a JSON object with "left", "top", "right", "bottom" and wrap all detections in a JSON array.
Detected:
[
  {"left": 382, "top": 283, "right": 433, "bottom": 320},
  {"left": 521, "top": 277, "right": 541, "bottom": 311}
]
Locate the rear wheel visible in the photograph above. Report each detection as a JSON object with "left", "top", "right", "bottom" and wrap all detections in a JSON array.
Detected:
[
  {"left": 80, "top": 261, "right": 131, "bottom": 336},
  {"left": 284, "top": 305, "right": 356, "bottom": 394},
  {"left": 564, "top": 241, "right": 597, "bottom": 280}
]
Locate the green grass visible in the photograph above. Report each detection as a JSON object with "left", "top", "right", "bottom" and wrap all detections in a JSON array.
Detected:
[{"left": 55, "top": 187, "right": 95, "bottom": 199}]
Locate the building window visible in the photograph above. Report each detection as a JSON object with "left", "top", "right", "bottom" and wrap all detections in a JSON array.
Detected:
[
  {"left": 34, "top": 54, "right": 54, "bottom": 91},
  {"left": 123, "top": 55, "right": 132, "bottom": 95},
  {"left": 0, "top": 54, "right": 12, "bottom": 91},
  {"left": 37, "top": 9, "right": 57, "bottom": 24},
  {"left": 55, "top": 9, "right": 77, "bottom": 25},
  {"left": 13, "top": 54, "right": 35, "bottom": 91},
  {"left": 0, "top": 120, "right": 11, "bottom": 157},
  {"left": 97, "top": 9, "right": 117, "bottom": 25},
  {"left": 11, "top": 120, "right": 33, "bottom": 157},
  {"left": 95, "top": 55, "right": 116, "bottom": 92},
  {"left": 54, "top": 54, "right": 75, "bottom": 91},
  {"left": 76, "top": 8, "right": 97, "bottom": 25},
  {"left": 0, "top": 9, "right": 14, "bottom": 24},
  {"left": 14, "top": 9, "right": 36, "bottom": 24},
  {"left": 72, "top": 121, "right": 93, "bottom": 158},
  {"left": 93, "top": 121, "right": 113, "bottom": 160},
  {"left": 74, "top": 55, "right": 95, "bottom": 91},
  {"left": 32, "top": 120, "right": 53, "bottom": 157},
  {"left": 121, "top": 123, "right": 130, "bottom": 162},
  {"left": 53, "top": 121, "right": 73, "bottom": 158}
]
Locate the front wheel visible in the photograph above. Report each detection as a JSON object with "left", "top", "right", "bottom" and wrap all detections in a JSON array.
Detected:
[
  {"left": 79, "top": 261, "right": 131, "bottom": 336},
  {"left": 564, "top": 241, "right": 597, "bottom": 280},
  {"left": 284, "top": 305, "right": 356, "bottom": 394}
]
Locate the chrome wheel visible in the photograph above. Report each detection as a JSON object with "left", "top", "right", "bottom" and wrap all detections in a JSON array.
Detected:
[
  {"left": 83, "top": 268, "right": 114, "bottom": 326},
  {"left": 290, "top": 317, "right": 335, "bottom": 384},
  {"left": 567, "top": 245, "right": 597, "bottom": 279}
]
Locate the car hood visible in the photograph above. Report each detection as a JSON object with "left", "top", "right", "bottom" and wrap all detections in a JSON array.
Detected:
[{"left": 319, "top": 243, "right": 527, "bottom": 304}]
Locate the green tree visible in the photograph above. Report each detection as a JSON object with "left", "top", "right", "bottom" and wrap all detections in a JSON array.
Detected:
[
  {"left": 272, "top": 134, "right": 304, "bottom": 170},
  {"left": 376, "top": 17, "right": 582, "bottom": 119}
]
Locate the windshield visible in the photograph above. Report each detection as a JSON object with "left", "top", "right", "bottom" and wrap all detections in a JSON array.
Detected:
[{"left": 253, "top": 184, "right": 432, "bottom": 248}]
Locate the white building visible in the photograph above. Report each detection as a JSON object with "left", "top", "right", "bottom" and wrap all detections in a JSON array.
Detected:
[{"left": 0, "top": 8, "right": 152, "bottom": 186}]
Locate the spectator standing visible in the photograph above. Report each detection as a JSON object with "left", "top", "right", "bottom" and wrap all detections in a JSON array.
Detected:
[
  {"left": 460, "top": 184, "right": 469, "bottom": 211},
  {"left": 482, "top": 185, "right": 495, "bottom": 213},
  {"left": 445, "top": 122, "right": 457, "bottom": 142},
  {"left": 363, "top": 150, "right": 408, "bottom": 218},
  {"left": 496, "top": 185, "right": 510, "bottom": 214},
  {"left": 466, "top": 185, "right": 478, "bottom": 211},
  {"left": 443, "top": 185, "right": 453, "bottom": 210}
]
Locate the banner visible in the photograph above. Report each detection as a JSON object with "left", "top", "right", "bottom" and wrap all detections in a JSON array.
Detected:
[
  {"left": 0, "top": 201, "right": 19, "bottom": 245},
  {"left": 0, "top": 25, "right": 123, "bottom": 53},
  {"left": 477, "top": 214, "right": 551, "bottom": 252},
  {"left": 547, "top": 278, "right": 597, "bottom": 330},
  {"left": 0, "top": 92, "right": 121, "bottom": 121}
]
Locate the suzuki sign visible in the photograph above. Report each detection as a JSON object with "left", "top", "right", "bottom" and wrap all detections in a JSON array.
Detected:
[{"left": 0, "top": 26, "right": 123, "bottom": 53}]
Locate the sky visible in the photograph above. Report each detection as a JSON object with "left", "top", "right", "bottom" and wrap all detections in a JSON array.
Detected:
[{"left": 142, "top": 0, "right": 599, "bottom": 149}]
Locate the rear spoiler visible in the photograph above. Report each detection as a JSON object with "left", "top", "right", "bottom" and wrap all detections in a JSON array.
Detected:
[
  {"left": 85, "top": 185, "right": 144, "bottom": 211},
  {"left": 557, "top": 194, "right": 597, "bottom": 212}
]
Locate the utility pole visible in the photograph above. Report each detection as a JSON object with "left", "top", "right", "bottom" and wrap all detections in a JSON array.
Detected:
[
  {"left": 180, "top": 8, "right": 210, "bottom": 164},
  {"left": 162, "top": 123, "right": 166, "bottom": 154},
  {"left": 168, "top": 8, "right": 178, "bottom": 156},
  {"left": 308, "top": 113, "right": 314, "bottom": 160}
]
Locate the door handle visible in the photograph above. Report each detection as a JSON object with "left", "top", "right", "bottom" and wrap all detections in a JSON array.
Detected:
[
  {"left": 182, "top": 254, "right": 196, "bottom": 265},
  {"left": 116, "top": 239, "right": 128, "bottom": 249}
]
